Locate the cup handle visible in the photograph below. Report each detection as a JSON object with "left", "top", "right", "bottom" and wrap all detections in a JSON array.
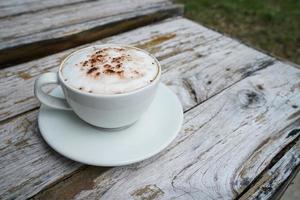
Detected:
[{"left": 34, "top": 72, "right": 71, "bottom": 110}]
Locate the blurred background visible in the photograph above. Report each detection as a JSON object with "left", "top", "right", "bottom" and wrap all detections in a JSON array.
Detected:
[{"left": 177, "top": 0, "right": 300, "bottom": 65}]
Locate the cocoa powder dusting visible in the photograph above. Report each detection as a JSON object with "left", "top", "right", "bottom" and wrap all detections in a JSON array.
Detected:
[
  {"left": 116, "top": 64, "right": 122, "bottom": 68},
  {"left": 87, "top": 67, "right": 98, "bottom": 74},
  {"left": 103, "top": 69, "right": 115, "bottom": 74},
  {"left": 78, "top": 47, "right": 130, "bottom": 79},
  {"left": 112, "top": 56, "right": 125, "bottom": 63},
  {"left": 116, "top": 71, "right": 124, "bottom": 78},
  {"left": 91, "top": 58, "right": 97, "bottom": 64},
  {"left": 82, "top": 61, "right": 88, "bottom": 66},
  {"left": 103, "top": 64, "right": 111, "bottom": 68}
]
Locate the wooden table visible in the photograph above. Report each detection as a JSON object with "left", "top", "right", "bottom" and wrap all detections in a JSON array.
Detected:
[
  {"left": 0, "top": 0, "right": 182, "bottom": 67},
  {"left": 0, "top": 1, "right": 299, "bottom": 199}
]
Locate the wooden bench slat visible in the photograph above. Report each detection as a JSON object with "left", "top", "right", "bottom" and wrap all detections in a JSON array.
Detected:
[
  {"left": 1, "top": 17, "right": 299, "bottom": 199},
  {"left": 239, "top": 139, "right": 300, "bottom": 200},
  {"left": 0, "top": 0, "right": 89, "bottom": 18},
  {"left": 0, "top": 0, "right": 182, "bottom": 67},
  {"left": 0, "top": 110, "right": 82, "bottom": 200},
  {"left": 0, "top": 0, "right": 170, "bottom": 40},
  {"left": 0, "top": 18, "right": 273, "bottom": 122}
]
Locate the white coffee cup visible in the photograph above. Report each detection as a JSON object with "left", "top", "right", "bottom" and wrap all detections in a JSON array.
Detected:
[{"left": 34, "top": 45, "right": 161, "bottom": 129}]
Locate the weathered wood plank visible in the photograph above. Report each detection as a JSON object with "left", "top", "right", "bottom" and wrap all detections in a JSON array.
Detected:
[
  {"left": 0, "top": 111, "right": 82, "bottom": 200},
  {"left": 33, "top": 62, "right": 300, "bottom": 199},
  {"left": 0, "top": 17, "right": 273, "bottom": 121},
  {"left": 0, "top": 0, "right": 89, "bottom": 18},
  {"left": 1, "top": 18, "right": 299, "bottom": 199},
  {"left": 271, "top": 164, "right": 300, "bottom": 200},
  {"left": 0, "top": 0, "right": 173, "bottom": 42},
  {"left": 240, "top": 139, "right": 300, "bottom": 200},
  {"left": 0, "top": 0, "right": 182, "bottom": 67}
]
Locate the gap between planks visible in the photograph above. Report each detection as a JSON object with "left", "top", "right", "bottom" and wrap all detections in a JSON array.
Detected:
[{"left": 238, "top": 136, "right": 300, "bottom": 200}]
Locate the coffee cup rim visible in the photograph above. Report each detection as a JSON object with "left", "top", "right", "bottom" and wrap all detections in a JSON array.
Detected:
[{"left": 58, "top": 44, "right": 161, "bottom": 98}]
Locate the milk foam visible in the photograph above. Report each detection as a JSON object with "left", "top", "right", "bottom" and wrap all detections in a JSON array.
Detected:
[{"left": 61, "top": 45, "right": 159, "bottom": 94}]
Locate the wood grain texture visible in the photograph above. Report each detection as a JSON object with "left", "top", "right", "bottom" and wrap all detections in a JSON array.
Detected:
[
  {"left": 34, "top": 62, "right": 300, "bottom": 200},
  {"left": 0, "top": 0, "right": 174, "bottom": 43},
  {"left": 240, "top": 139, "right": 300, "bottom": 200},
  {"left": 0, "top": 0, "right": 90, "bottom": 18},
  {"left": 0, "top": 111, "right": 82, "bottom": 200},
  {"left": 1, "top": 18, "right": 300, "bottom": 199},
  {"left": 0, "top": 18, "right": 273, "bottom": 121},
  {"left": 0, "top": 0, "right": 182, "bottom": 67}
]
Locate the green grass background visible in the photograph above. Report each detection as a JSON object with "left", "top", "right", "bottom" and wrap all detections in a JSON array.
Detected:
[{"left": 176, "top": 0, "right": 300, "bottom": 64}]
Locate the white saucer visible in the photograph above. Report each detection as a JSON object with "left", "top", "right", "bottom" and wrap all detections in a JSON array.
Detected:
[{"left": 38, "top": 83, "right": 183, "bottom": 166}]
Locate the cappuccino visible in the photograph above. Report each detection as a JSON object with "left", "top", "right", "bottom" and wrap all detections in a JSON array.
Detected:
[{"left": 61, "top": 45, "right": 159, "bottom": 94}]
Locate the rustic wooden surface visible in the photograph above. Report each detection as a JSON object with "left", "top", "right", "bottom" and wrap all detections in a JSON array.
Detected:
[
  {"left": 240, "top": 139, "right": 300, "bottom": 200},
  {"left": 0, "top": 0, "right": 88, "bottom": 18},
  {"left": 1, "top": 17, "right": 299, "bottom": 199},
  {"left": 0, "top": 0, "right": 182, "bottom": 67},
  {"left": 0, "top": 18, "right": 274, "bottom": 122}
]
